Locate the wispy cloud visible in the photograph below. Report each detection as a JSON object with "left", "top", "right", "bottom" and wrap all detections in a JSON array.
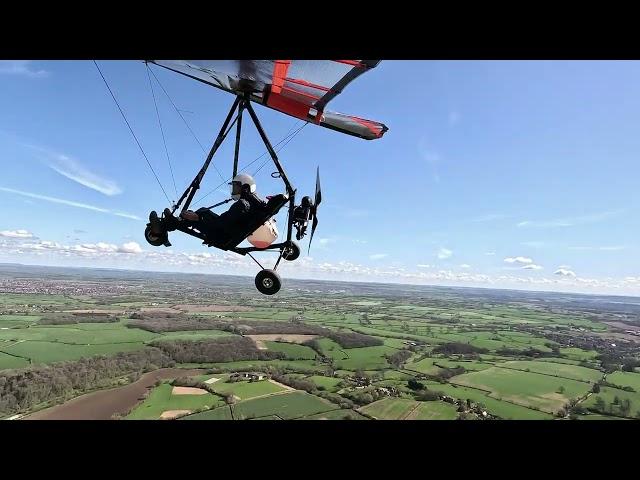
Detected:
[
  {"left": 517, "top": 210, "right": 623, "bottom": 228},
  {"left": 485, "top": 252, "right": 496, "bottom": 256},
  {"left": 472, "top": 213, "right": 508, "bottom": 223},
  {"left": 569, "top": 245, "right": 626, "bottom": 251},
  {"left": 459, "top": 264, "right": 471, "bottom": 269},
  {"left": 555, "top": 268, "right": 576, "bottom": 277},
  {"left": 0, "top": 187, "right": 141, "bottom": 221},
  {"left": 522, "top": 264, "right": 543, "bottom": 270},
  {"left": 417, "top": 264, "right": 431, "bottom": 268},
  {"left": 0, "top": 61, "right": 49, "bottom": 78},
  {"left": 369, "top": 253, "right": 388, "bottom": 260},
  {"left": 0, "top": 229, "right": 34, "bottom": 239},
  {"left": 437, "top": 248, "right": 453, "bottom": 260},
  {"left": 26, "top": 145, "right": 122, "bottom": 196},
  {"left": 504, "top": 256, "right": 533, "bottom": 265}
]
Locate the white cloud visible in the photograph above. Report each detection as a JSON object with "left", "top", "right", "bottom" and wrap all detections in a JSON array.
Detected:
[
  {"left": 517, "top": 210, "right": 623, "bottom": 228},
  {"left": 522, "top": 264, "right": 543, "bottom": 270},
  {"left": 0, "top": 187, "right": 141, "bottom": 221},
  {"left": 417, "top": 264, "right": 431, "bottom": 268},
  {"left": 118, "top": 242, "right": 142, "bottom": 254},
  {"left": 485, "top": 252, "right": 496, "bottom": 256},
  {"left": 0, "top": 229, "right": 33, "bottom": 239},
  {"left": 0, "top": 61, "right": 49, "bottom": 78},
  {"left": 504, "top": 256, "right": 533, "bottom": 265},
  {"left": 437, "top": 248, "right": 453, "bottom": 260},
  {"left": 460, "top": 264, "right": 471, "bottom": 269},
  {"left": 369, "top": 253, "right": 388, "bottom": 260},
  {"left": 26, "top": 145, "right": 122, "bottom": 196},
  {"left": 554, "top": 268, "right": 576, "bottom": 277}
]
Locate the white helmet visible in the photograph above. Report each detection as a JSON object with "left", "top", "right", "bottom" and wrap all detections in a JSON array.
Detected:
[{"left": 229, "top": 173, "right": 256, "bottom": 200}]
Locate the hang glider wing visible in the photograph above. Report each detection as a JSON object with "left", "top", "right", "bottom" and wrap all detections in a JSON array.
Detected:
[{"left": 147, "top": 60, "right": 388, "bottom": 140}]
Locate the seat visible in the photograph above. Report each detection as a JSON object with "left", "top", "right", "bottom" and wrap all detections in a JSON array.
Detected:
[{"left": 210, "top": 193, "right": 289, "bottom": 250}]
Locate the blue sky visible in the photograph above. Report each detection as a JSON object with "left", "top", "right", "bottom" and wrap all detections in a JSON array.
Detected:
[{"left": 0, "top": 60, "right": 638, "bottom": 295}]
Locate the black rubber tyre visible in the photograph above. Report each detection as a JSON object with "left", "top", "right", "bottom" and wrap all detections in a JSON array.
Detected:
[
  {"left": 282, "top": 241, "right": 301, "bottom": 261},
  {"left": 144, "top": 225, "right": 167, "bottom": 247},
  {"left": 255, "top": 269, "right": 282, "bottom": 295}
]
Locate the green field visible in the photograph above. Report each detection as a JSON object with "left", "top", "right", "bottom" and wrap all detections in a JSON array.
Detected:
[
  {"left": 560, "top": 348, "right": 600, "bottom": 361},
  {"left": 301, "top": 409, "right": 368, "bottom": 420},
  {"left": 231, "top": 391, "right": 338, "bottom": 420},
  {"left": 0, "top": 351, "right": 30, "bottom": 370},
  {"left": 405, "top": 357, "right": 444, "bottom": 376},
  {"left": 1, "top": 340, "right": 146, "bottom": 364},
  {"left": 451, "top": 367, "right": 591, "bottom": 414},
  {"left": 333, "top": 345, "right": 396, "bottom": 370},
  {"left": 404, "top": 401, "right": 458, "bottom": 420},
  {"left": 183, "top": 405, "right": 234, "bottom": 420},
  {"left": 359, "top": 398, "right": 418, "bottom": 420},
  {"left": 264, "top": 341, "right": 317, "bottom": 359},
  {"left": 428, "top": 384, "right": 554, "bottom": 419},
  {"left": 583, "top": 386, "right": 640, "bottom": 418},
  {"left": 306, "top": 375, "right": 343, "bottom": 391},
  {"left": 127, "top": 383, "right": 224, "bottom": 420},
  {"left": 208, "top": 378, "right": 287, "bottom": 400},
  {"left": 607, "top": 371, "right": 640, "bottom": 391},
  {"left": 498, "top": 361, "right": 602, "bottom": 383},
  {"left": 0, "top": 315, "right": 40, "bottom": 328}
]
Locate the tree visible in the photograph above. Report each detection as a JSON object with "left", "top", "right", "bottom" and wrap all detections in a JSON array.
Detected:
[
  {"left": 592, "top": 383, "right": 600, "bottom": 394},
  {"left": 557, "top": 386, "right": 565, "bottom": 394},
  {"left": 594, "top": 396, "right": 606, "bottom": 412},
  {"left": 620, "top": 399, "right": 632, "bottom": 416},
  {"left": 613, "top": 395, "right": 620, "bottom": 405}
]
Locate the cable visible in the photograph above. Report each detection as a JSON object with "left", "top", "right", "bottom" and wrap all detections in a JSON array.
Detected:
[
  {"left": 94, "top": 60, "right": 171, "bottom": 204},
  {"left": 146, "top": 63, "right": 178, "bottom": 198}
]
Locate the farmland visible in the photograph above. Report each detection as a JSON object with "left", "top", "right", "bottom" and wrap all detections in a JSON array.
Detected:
[{"left": 1, "top": 264, "right": 639, "bottom": 421}]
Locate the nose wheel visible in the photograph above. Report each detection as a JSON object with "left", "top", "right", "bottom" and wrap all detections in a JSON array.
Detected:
[
  {"left": 255, "top": 269, "right": 281, "bottom": 295},
  {"left": 144, "top": 225, "right": 168, "bottom": 247},
  {"left": 282, "top": 241, "right": 300, "bottom": 261}
]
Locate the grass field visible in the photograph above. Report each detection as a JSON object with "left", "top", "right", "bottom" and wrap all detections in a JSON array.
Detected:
[
  {"left": 333, "top": 345, "right": 396, "bottom": 371},
  {"left": 152, "top": 330, "right": 235, "bottom": 342},
  {"left": 405, "top": 357, "right": 444, "bottom": 376},
  {"left": 0, "top": 315, "right": 40, "bottom": 328},
  {"left": 606, "top": 371, "right": 640, "bottom": 391},
  {"left": 1, "top": 340, "right": 147, "bottom": 364},
  {"left": 306, "top": 375, "right": 343, "bottom": 391},
  {"left": 583, "top": 386, "right": 640, "bottom": 418},
  {"left": 0, "top": 323, "right": 158, "bottom": 344},
  {"left": 264, "top": 341, "right": 317, "bottom": 359},
  {"left": 359, "top": 398, "right": 418, "bottom": 420},
  {"left": 0, "top": 351, "right": 30, "bottom": 370},
  {"left": 208, "top": 378, "right": 287, "bottom": 400},
  {"left": 231, "top": 391, "right": 337, "bottom": 420},
  {"left": 560, "top": 347, "right": 600, "bottom": 361},
  {"left": 404, "top": 401, "right": 458, "bottom": 420},
  {"left": 301, "top": 409, "right": 368, "bottom": 420},
  {"left": 498, "top": 361, "right": 602, "bottom": 383},
  {"left": 182, "top": 405, "right": 234, "bottom": 420},
  {"left": 127, "top": 383, "right": 224, "bottom": 420},
  {"left": 428, "top": 384, "right": 554, "bottom": 419},
  {"left": 451, "top": 367, "right": 591, "bottom": 414}
]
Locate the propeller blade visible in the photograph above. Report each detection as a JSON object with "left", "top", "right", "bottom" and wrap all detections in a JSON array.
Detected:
[
  {"left": 308, "top": 215, "right": 319, "bottom": 254},
  {"left": 315, "top": 166, "right": 322, "bottom": 207}
]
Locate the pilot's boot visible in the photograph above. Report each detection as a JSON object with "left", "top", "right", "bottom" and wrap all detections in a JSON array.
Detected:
[
  {"left": 163, "top": 208, "right": 180, "bottom": 231},
  {"left": 148, "top": 211, "right": 164, "bottom": 235}
]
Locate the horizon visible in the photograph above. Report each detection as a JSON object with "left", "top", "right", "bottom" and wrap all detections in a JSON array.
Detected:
[
  {"left": 1, "top": 60, "right": 639, "bottom": 296},
  {"left": 3, "top": 261, "right": 639, "bottom": 301}
]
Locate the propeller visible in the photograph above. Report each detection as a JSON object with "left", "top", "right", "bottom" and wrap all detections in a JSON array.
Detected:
[{"left": 308, "top": 166, "right": 322, "bottom": 253}]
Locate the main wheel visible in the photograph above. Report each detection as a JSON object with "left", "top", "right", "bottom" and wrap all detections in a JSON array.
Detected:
[
  {"left": 282, "top": 241, "right": 300, "bottom": 261},
  {"left": 255, "top": 269, "right": 282, "bottom": 295},
  {"left": 144, "top": 225, "right": 167, "bottom": 247}
]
